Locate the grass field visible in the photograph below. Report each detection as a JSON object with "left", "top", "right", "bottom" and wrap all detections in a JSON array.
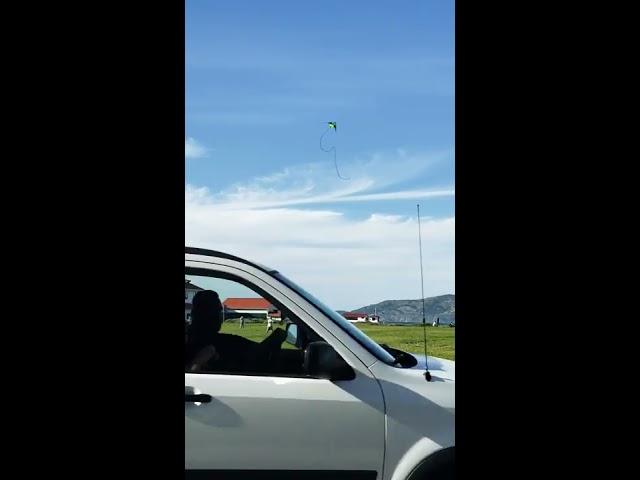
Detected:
[
  {"left": 358, "top": 324, "right": 454, "bottom": 360},
  {"left": 220, "top": 321, "right": 455, "bottom": 361}
]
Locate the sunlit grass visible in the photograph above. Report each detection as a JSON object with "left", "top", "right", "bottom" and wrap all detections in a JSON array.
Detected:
[{"left": 219, "top": 320, "right": 455, "bottom": 360}]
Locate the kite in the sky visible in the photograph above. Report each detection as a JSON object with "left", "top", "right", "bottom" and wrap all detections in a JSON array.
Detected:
[{"left": 320, "top": 121, "right": 349, "bottom": 180}]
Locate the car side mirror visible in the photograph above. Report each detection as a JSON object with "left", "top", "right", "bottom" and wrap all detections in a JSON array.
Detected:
[
  {"left": 286, "top": 322, "right": 308, "bottom": 349},
  {"left": 285, "top": 323, "right": 298, "bottom": 346},
  {"left": 303, "top": 341, "right": 355, "bottom": 381}
]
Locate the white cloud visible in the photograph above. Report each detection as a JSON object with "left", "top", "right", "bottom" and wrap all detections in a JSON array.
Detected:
[
  {"left": 186, "top": 194, "right": 454, "bottom": 310},
  {"left": 185, "top": 137, "right": 208, "bottom": 159},
  {"left": 185, "top": 151, "right": 454, "bottom": 310}
]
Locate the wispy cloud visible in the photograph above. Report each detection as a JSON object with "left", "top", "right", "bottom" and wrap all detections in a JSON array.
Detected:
[
  {"left": 185, "top": 149, "right": 454, "bottom": 309},
  {"left": 190, "top": 149, "right": 454, "bottom": 210},
  {"left": 185, "top": 137, "right": 208, "bottom": 159}
]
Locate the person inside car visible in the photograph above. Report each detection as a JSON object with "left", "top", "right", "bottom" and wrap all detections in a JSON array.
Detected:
[{"left": 186, "top": 290, "right": 287, "bottom": 373}]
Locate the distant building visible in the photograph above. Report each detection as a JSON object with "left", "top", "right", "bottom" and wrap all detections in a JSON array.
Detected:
[
  {"left": 185, "top": 280, "right": 204, "bottom": 322},
  {"left": 341, "top": 312, "right": 380, "bottom": 324},
  {"left": 342, "top": 312, "right": 366, "bottom": 323},
  {"left": 222, "top": 298, "right": 281, "bottom": 321}
]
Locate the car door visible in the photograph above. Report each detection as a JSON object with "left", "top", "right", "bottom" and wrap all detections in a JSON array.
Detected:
[{"left": 185, "top": 262, "right": 386, "bottom": 480}]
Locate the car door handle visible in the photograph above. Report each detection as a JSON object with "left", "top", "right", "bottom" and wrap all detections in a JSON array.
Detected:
[{"left": 185, "top": 393, "right": 212, "bottom": 403}]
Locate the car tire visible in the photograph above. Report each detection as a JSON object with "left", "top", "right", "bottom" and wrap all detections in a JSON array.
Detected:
[{"left": 406, "top": 447, "right": 455, "bottom": 480}]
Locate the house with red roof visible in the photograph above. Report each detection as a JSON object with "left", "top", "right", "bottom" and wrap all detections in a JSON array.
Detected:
[
  {"left": 223, "top": 297, "right": 281, "bottom": 321},
  {"left": 341, "top": 312, "right": 380, "bottom": 324}
]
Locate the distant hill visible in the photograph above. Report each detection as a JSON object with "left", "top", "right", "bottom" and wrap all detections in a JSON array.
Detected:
[{"left": 349, "top": 294, "right": 455, "bottom": 325}]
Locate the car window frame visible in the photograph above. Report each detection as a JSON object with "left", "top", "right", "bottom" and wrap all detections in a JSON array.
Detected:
[{"left": 185, "top": 265, "right": 364, "bottom": 379}]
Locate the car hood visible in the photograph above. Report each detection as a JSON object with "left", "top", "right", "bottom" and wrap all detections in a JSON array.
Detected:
[
  {"left": 410, "top": 355, "right": 455, "bottom": 381},
  {"left": 369, "top": 355, "right": 455, "bottom": 450}
]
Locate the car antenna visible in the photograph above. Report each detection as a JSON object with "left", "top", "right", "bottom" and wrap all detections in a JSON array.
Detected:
[{"left": 417, "top": 204, "right": 432, "bottom": 382}]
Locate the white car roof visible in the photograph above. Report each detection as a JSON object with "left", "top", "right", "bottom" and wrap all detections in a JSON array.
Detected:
[{"left": 185, "top": 247, "right": 277, "bottom": 274}]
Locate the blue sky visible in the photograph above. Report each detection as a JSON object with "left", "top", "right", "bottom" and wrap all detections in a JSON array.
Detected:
[{"left": 186, "top": 0, "right": 454, "bottom": 310}]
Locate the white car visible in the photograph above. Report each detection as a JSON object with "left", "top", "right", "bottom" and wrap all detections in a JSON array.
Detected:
[{"left": 185, "top": 247, "right": 455, "bottom": 480}]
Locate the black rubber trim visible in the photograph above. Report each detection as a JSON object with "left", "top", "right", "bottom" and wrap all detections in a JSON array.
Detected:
[
  {"left": 185, "top": 247, "right": 278, "bottom": 275},
  {"left": 406, "top": 447, "right": 455, "bottom": 480},
  {"left": 185, "top": 470, "right": 376, "bottom": 480}
]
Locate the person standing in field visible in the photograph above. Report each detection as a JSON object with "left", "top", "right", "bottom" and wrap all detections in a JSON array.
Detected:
[
  {"left": 266, "top": 316, "right": 273, "bottom": 334},
  {"left": 239, "top": 316, "right": 244, "bottom": 329}
]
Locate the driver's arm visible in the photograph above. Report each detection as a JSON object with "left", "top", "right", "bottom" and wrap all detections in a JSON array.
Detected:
[
  {"left": 187, "top": 345, "right": 218, "bottom": 372},
  {"left": 259, "top": 327, "right": 287, "bottom": 346}
]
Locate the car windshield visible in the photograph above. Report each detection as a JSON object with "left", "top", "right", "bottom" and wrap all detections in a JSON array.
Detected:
[{"left": 273, "top": 273, "right": 396, "bottom": 365}]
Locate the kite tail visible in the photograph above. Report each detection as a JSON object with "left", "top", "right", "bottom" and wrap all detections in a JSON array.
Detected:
[
  {"left": 320, "top": 127, "right": 349, "bottom": 181},
  {"left": 333, "top": 152, "right": 349, "bottom": 180},
  {"left": 319, "top": 128, "right": 333, "bottom": 153}
]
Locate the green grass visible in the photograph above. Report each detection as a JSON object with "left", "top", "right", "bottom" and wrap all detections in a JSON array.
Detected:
[
  {"left": 220, "top": 321, "right": 291, "bottom": 344},
  {"left": 220, "top": 320, "right": 455, "bottom": 360},
  {"left": 358, "top": 324, "right": 455, "bottom": 360}
]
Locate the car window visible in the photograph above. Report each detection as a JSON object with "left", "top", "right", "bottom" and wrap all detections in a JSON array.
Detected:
[
  {"left": 185, "top": 273, "right": 322, "bottom": 377},
  {"left": 273, "top": 272, "right": 397, "bottom": 365}
]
